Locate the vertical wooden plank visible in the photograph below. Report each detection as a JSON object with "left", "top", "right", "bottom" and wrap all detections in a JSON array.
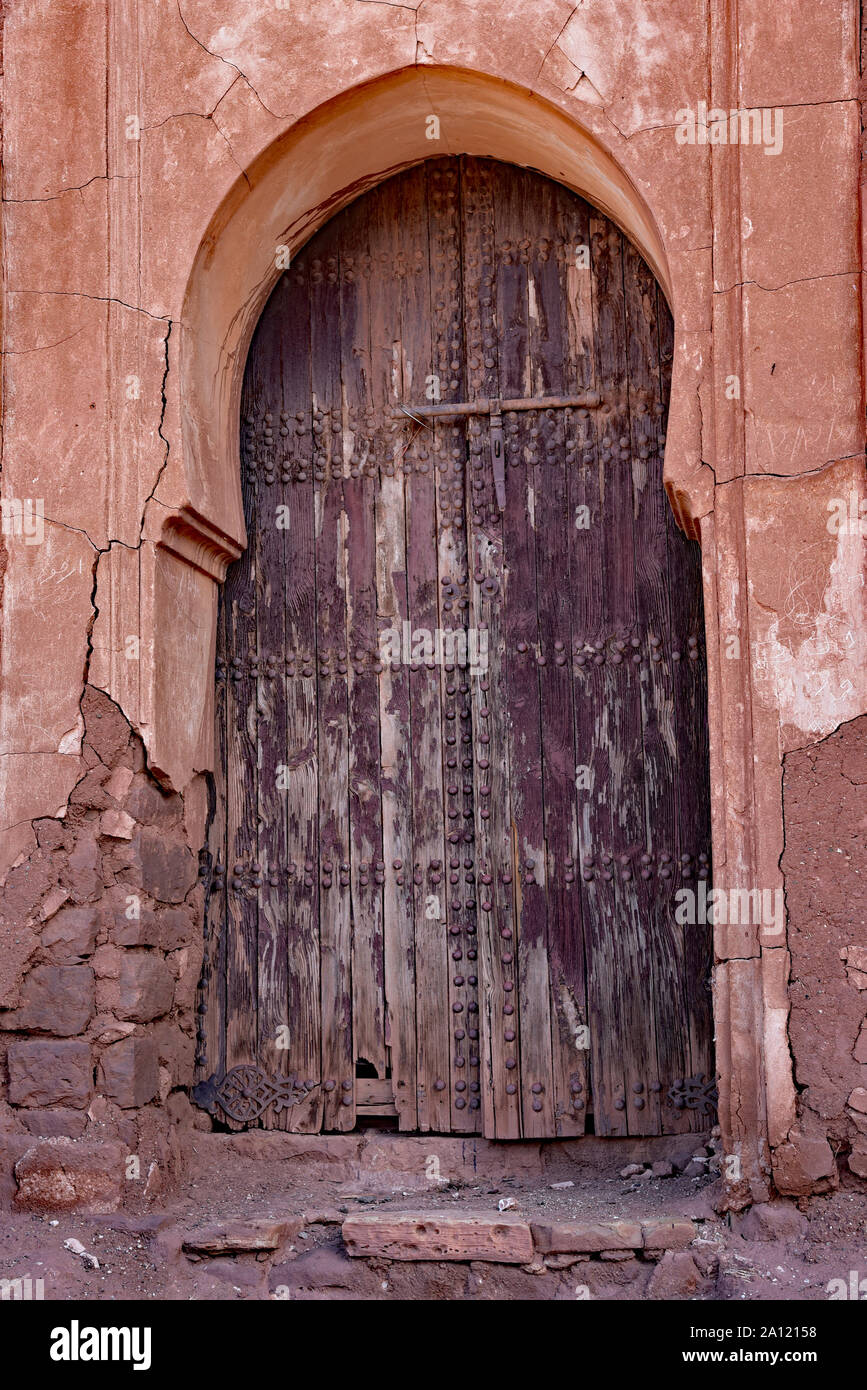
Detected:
[
  {"left": 250, "top": 280, "right": 298, "bottom": 1130},
  {"left": 280, "top": 249, "right": 323, "bottom": 1131},
  {"left": 494, "top": 166, "right": 556, "bottom": 1138},
  {"left": 623, "top": 242, "right": 689, "bottom": 1134},
  {"left": 307, "top": 231, "right": 354, "bottom": 1133},
  {"left": 389, "top": 166, "right": 451, "bottom": 1134},
  {"left": 556, "top": 187, "right": 602, "bottom": 1135},
  {"left": 423, "top": 160, "right": 481, "bottom": 1132},
  {"left": 370, "top": 178, "right": 419, "bottom": 1130},
  {"left": 529, "top": 176, "right": 587, "bottom": 1137},
  {"left": 223, "top": 352, "right": 260, "bottom": 1119},
  {"left": 461, "top": 157, "right": 523, "bottom": 1139},
  {"left": 590, "top": 219, "right": 661, "bottom": 1137},
  {"left": 339, "top": 194, "right": 387, "bottom": 1093},
  {"left": 660, "top": 293, "right": 715, "bottom": 1122},
  {"left": 564, "top": 213, "right": 627, "bottom": 1136}
]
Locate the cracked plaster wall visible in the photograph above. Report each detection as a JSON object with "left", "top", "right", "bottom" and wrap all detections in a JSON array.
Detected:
[
  {"left": 0, "top": 0, "right": 864, "bottom": 1203},
  {"left": 779, "top": 715, "right": 867, "bottom": 1191}
]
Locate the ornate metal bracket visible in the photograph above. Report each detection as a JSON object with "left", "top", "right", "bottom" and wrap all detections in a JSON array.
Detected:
[
  {"left": 667, "top": 1073, "right": 719, "bottom": 1117},
  {"left": 193, "top": 1066, "right": 317, "bottom": 1125}
]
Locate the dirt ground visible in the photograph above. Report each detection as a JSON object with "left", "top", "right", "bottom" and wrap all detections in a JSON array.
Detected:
[{"left": 1, "top": 1133, "right": 865, "bottom": 1301}]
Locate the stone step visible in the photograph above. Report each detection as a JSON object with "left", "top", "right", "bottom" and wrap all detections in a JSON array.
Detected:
[
  {"left": 530, "top": 1218, "right": 642, "bottom": 1253},
  {"left": 532, "top": 1216, "right": 695, "bottom": 1254},
  {"left": 342, "top": 1210, "right": 534, "bottom": 1263},
  {"left": 344, "top": 1211, "right": 697, "bottom": 1263}
]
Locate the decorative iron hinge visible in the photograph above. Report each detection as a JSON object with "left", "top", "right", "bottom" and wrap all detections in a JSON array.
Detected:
[
  {"left": 667, "top": 1073, "right": 718, "bottom": 1117},
  {"left": 394, "top": 393, "right": 601, "bottom": 511},
  {"left": 193, "top": 1066, "right": 317, "bottom": 1125}
]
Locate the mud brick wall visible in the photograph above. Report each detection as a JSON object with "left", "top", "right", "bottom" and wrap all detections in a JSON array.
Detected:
[
  {"left": 779, "top": 715, "right": 867, "bottom": 1193},
  {"left": 0, "top": 686, "right": 209, "bottom": 1206},
  {"left": 0, "top": 0, "right": 864, "bottom": 1209}
]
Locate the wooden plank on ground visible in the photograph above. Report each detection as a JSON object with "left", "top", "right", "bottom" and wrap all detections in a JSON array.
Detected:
[{"left": 355, "top": 1077, "right": 396, "bottom": 1106}]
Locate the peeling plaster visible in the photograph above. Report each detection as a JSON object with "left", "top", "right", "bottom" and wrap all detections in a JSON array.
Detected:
[
  {"left": 57, "top": 718, "right": 84, "bottom": 756},
  {"left": 748, "top": 520, "right": 866, "bottom": 742}
]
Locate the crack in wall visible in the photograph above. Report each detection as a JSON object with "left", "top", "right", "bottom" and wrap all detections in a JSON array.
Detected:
[
  {"left": 535, "top": 5, "right": 581, "bottom": 84},
  {"left": 5, "top": 313, "right": 174, "bottom": 770},
  {"left": 2, "top": 175, "right": 133, "bottom": 205},
  {"left": 714, "top": 269, "right": 860, "bottom": 297},
  {"left": 141, "top": 319, "right": 173, "bottom": 541},
  {"left": 713, "top": 456, "right": 865, "bottom": 484},
  {"left": 175, "top": 0, "right": 287, "bottom": 121},
  {"left": 6, "top": 290, "right": 169, "bottom": 324},
  {"left": 0, "top": 329, "right": 87, "bottom": 357}
]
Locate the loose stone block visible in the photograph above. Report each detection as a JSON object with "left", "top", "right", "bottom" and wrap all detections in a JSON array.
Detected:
[
  {"left": 182, "top": 1215, "right": 301, "bottom": 1254},
  {"left": 530, "top": 1219, "right": 642, "bottom": 1254},
  {"left": 343, "top": 1210, "right": 534, "bottom": 1263},
  {"left": 641, "top": 1217, "right": 696, "bottom": 1251}
]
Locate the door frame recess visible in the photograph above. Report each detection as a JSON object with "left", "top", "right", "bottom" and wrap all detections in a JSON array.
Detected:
[{"left": 149, "top": 66, "right": 789, "bottom": 1207}]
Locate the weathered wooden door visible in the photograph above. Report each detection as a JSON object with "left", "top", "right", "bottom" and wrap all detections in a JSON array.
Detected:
[{"left": 197, "top": 157, "right": 714, "bottom": 1139}]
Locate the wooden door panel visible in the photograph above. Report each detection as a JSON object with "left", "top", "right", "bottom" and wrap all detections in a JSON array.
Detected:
[
  {"left": 223, "top": 323, "right": 261, "bottom": 1120},
  {"left": 593, "top": 215, "right": 662, "bottom": 1136},
  {"left": 623, "top": 240, "right": 690, "bottom": 1136},
  {"left": 340, "top": 190, "right": 387, "bottom": 1093},
  {"left": 554, "top": 178, "right": 598, "bottom": 1136},
  {"left": 492, "top": 169, "right": 556, "bottom": 1138},
  {"left": 531, "top": 177, "right": 586, "bottom": 1139},
  {"left": 461, "top": 157, "right": 524, "bottom": 1139},
  {"left": 271, "top": 266, "right": 322, "bottom": 1132},
  {"left": 200, "top": 156, "right": 714, "bottom": 1141},
  {"left": 424, "top": 160, "right": 482, "bottom": 1133},
  {"left": 310, "top": 232, "right": 354, "bottom": 1134},
  {"left": 251, "top": 278, "right": 295, "bottom": 1131}
]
